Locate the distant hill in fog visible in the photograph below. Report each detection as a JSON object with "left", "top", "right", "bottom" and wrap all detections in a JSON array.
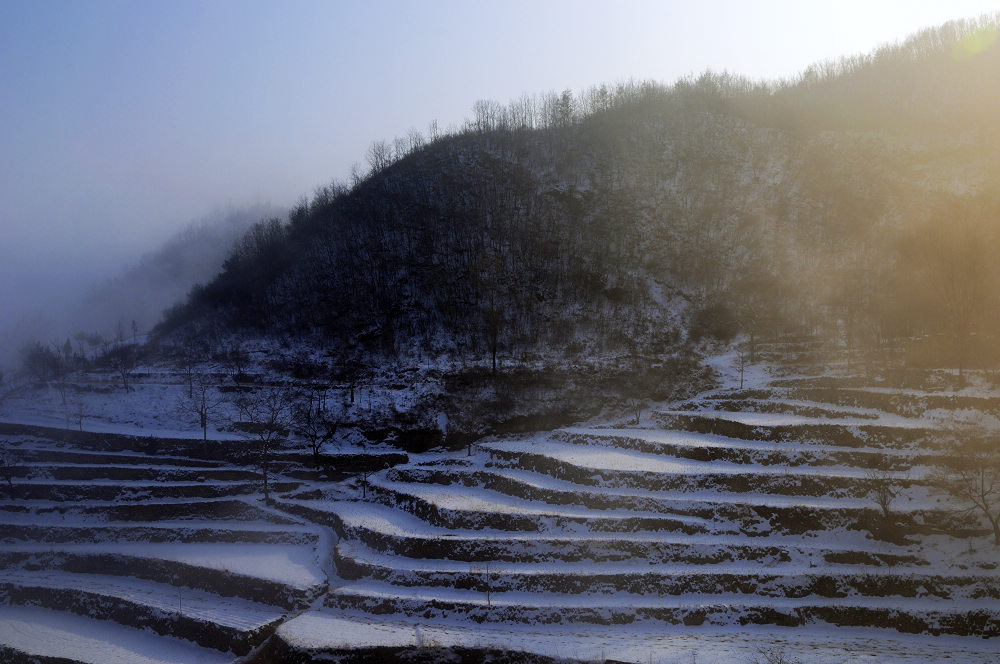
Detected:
[
  {"left": 73, "top": 204, "right": 282, "bottom": 342},
  {"left": 157, "top": 15, "right": 1000, "bottom": 371}
]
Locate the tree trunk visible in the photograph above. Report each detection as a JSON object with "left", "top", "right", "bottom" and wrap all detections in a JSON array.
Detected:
[{"left": 261, "top": 458, "right": 269, "bottom": 503}]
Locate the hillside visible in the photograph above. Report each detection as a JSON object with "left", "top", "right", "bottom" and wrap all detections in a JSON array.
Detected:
[{"left": 156, "top": 16, "right": 1000, "bottom": 381}]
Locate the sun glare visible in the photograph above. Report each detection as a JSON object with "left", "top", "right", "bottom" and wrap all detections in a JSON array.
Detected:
[{"left": 953, "top": 23, "right": 999, "bottom": 59}]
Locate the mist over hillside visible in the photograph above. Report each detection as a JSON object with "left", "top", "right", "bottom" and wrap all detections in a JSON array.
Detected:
[
  {"left": 0, "top": 204, "right": 279, "bottom": 367},
  {"left": 73, "top": 204, "right": 282, "bottom": 339},
  {"left": 158, "top": 16, "right": 1000, "bottom": 378}
]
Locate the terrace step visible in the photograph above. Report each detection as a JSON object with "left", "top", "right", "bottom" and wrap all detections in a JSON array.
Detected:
[
  {"left": 677, "top": 397, "right": 882, "bottom": 420},
  {"left": 21, "top": 464, "right": 260, "bottom": 482},
  {"left": 0, "top": 479, "right": 299, "bottom": 502},
  {"left": 2, "top": 446, "right": 228, "bottom": 468},
  {"left": 0, "top": 498, "right": 301, "bottom": 523},
  {"left": 333, "top": 541, "right": 1000, "bottom": 600},
  {"left": 0, "top": 542, "right": 325, "bottom": 609},
  {"left": 381, "top": 466, "right": 942, "bottom": 537},
  {"left": 328, "top": 502, "right": 929, "bottom": 567},
  {"left": 0, "top": 604, "right": 232, "bottom": 664},
  {"left": 367, "top": 477, "right": 708, "bottom": 535},
  {"left": 654, "top": 412, "right": 935, "bottom": 450},
  {"left": 482, "top": 441, "right": 888, "bottom": 498},
  {"left": 0, "top": 570, "right": 285, "bottom": 654},
  {"left": 325, "top": 582, "right": 1000, "bottom": 636},
  {"left": 0, "top": 520, "right": 318, "bottom": 546},
  {"left": 789, "top": 387, "right": 1000, "bottom": 418},
  {"left": 552, "top": 427, "right": 931, "bottom": 470}
]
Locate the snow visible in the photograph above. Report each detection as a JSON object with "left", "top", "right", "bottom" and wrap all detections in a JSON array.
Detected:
[
  {"left": 0, "top": 513, "right": 313, "bottom": 534},
  {"left": 278, "top": 612, "right": 420, "bottom": 650},
  {"left": 563, "top": 426, "right": 923, "bottom": 458},
  {"left": 326, "top": 500, "right": 906, "bottom": 558},
  {"left": 704, "top": 349, "right": 774, "bottom": 390},
  {"left": 0, "top": 604, "right": 232, "bottom": 664},
  {"left": 660, "top": 408, "right": 932, "bottom": 429},
  {"left": 3, "top": 357, "right": 999, "bottom": 660},
  {"left": 278, "top": 609, "right": 1000, "bottom": 663},
  {"left": 483, "top": 435, "right": 919, "bottom": 480},
  {"left": 369, "top": 474, "right": 708, "bottom": 524},
  {"left": 479, "top": 467, "right": 895, "bottom": 510},
  {"left": 335, "top": 540, "right": 990, "bottom": 580},
  {"left": 0, "top": 542, "right": 325, "bottom": 590},
  {"left": 332, "top": 578, "right": 1000, "bottom": 612},
  {"left": 0, "top": 570, "right": 286, "bottom": 629}
]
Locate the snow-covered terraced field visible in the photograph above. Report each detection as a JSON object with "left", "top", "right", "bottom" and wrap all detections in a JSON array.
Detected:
[
  {"left": 294, "top": 368, "right": 1000, "bottom": 661},
  {"left": 0, "top": 418, "right": 333, "bottom": 661},
  {"left": 2, "top": 362, "right": 999, "bottom": 662}
]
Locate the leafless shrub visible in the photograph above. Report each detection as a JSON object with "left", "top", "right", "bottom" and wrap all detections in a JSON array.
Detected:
[
  {"left": 933, "top": 419, "right": 1000, "bottom": 546},
  {"left": 865, "top": 467, "right": 899, "bottom": 521},
  {"left": 745, "top": 645, "right": 802, "bottom": 664},
  {"left": 232, "top": 387, "right": 292, "bottom": 503}
]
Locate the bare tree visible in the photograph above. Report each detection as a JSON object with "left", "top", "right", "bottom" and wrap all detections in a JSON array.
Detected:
[
  {"left": 406, "top": 127, "right": 424, "bottom": 153},
  {"left": 107, "top": 343, "right": 138, "bottom": 393},
  {"left": 359, "top": 469, "right": 371, "bottom": 499},
  {"left": 471, "top": 561, "right": 494, "bottom": 606},
  {"left": 745, "top": 645, "right": 802, "bottom": 664},
  {"left": 177, "top": 376, "right": 226, "bottom": 442},
  {"left": 177, "top": 345, "right": 202, "bottom": 399},
  {"left": 474, "top": 252, "right": 506, "bottom": 373},
  {"left": 224, "top": 340, "right": 250, "bottom": 389},
  {"left": 233, "top": 387, "right": 292, "bottom": 503},
  {"left": 72, "top": 400, "right": 86, "bottom": 432},
  {"left": 20, "top": 341, "right": 61, "bottom": 384},
  {"left": 625, "top": 397, "right": 643, "bottom": 424},
  {"left": 293, "top": 393, "right": 340, "bottom": 467},
  {"left": 865, "top": 467, "right": 899, "bottom": 522},
  {"left": 736, "top": 348, "right": 748, "bottom": 390},
  {"left": 907, "top": 206, "right": 996, "bottom": 384},
  {"left": 934, "top": 424, "right": 1000, "bottom": 545},
  {"left": 366, "top": 139, "right": 393, "bottom": 175}
]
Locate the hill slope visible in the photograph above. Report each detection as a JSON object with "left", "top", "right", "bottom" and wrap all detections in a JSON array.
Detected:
[{"left": 158, "top": 16, "right": 1000, "bottom": 378}]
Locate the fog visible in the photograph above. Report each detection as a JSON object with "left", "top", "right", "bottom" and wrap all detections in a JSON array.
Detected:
[
  {"left": 2, "top": 0, "right": 997, "bottom": 369},
  {"left": 0, "top": 204, "right": 279, "bottom": 367}
]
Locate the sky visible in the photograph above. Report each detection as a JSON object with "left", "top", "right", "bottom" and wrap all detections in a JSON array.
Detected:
[{"left": 1, "top": 0, "right": 998, "bottom": 355}]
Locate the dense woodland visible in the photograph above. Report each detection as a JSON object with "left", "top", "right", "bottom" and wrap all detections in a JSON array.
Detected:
[{"left": 157, "top": 16, "right": 1000, "bottom": 374}]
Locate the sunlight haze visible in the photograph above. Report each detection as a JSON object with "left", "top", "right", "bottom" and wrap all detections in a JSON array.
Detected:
[{"left": 0, "top": 0, "right": 997, "bottom": 353}]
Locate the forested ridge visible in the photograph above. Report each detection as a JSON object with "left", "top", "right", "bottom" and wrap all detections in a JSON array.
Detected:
[{"left": 159, "top": 15, "right": 1000, "bottom": 373}]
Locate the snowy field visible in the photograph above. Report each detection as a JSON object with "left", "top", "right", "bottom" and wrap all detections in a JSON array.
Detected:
[{"left": 1, "top": 353, "right": 999, "bottom": 662}]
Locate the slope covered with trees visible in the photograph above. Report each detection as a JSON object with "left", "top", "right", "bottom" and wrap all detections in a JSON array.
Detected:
[{"left": 158, "top": 15, "right": 1000, "bottom": 376}]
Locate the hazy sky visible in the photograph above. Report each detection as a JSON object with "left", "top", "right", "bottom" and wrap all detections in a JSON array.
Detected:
[{"left": 1, "top": 0, "right": 998, "bottom": 345}]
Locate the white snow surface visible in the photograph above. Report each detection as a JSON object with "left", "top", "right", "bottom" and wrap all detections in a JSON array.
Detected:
[
  {"left": 483, "top": 435, "right": 919, "bottom": 479},
  {"left": 0, "top": 604, "right": 232, "bottom": 664},
  {"left": 324, "top": 499, "right": 898, "bottom": 556},
  {"left": 660, "top": 408, "right": 932, "bottom": 429},
  {"left": 335, "top": 540, "right": 990, "bottom": 579},
  {"left": 332, "top": 579, "right": 1000, "bottom": 612},
  {"left": 0, "top": 569, "right": 286, "bottom": 629},
  {"left": 563, "top": 426, "right": 924, "bottom": 458},
  {"left": 369, "top": 474, "right": 707, "bottom": 524},
  {"left": 488, "top": 466, "right": 878, "bottom": 510},
  {"left": 0, "top": 542, "right": 325, "bottom": 589},
  {"left": 279, "top": 609, "right": 1000, "bottom": 663}
]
